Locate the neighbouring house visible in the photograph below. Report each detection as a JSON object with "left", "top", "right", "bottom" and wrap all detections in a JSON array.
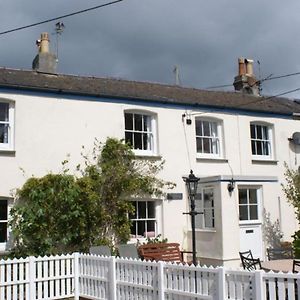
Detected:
[{"left": 1, "top": 33, "right": 300, "bottom": 267}]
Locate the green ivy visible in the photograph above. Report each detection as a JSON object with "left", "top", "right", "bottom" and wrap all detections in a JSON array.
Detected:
[{"left": 9, "top": 138, "right": 174, "bottom": 258}]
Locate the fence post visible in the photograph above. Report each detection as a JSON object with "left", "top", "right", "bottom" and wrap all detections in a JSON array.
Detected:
[
  {"left": 254, "top": 270, "right": 264, "bottom": 299},
  {"left": 158, "top": 261, "right": 165, "bottom": 300},
  {"left": 109, "top": 256, "right": 117, "bottom": 300},
  {"left": 73, "top": 252, "right": 80, "bottom": 300},
  {"left": 28, "top": 256, "right": 35, "bottom": 300},
  {"left": 216, "top": 267, "right": 226, "bottom": 300}
]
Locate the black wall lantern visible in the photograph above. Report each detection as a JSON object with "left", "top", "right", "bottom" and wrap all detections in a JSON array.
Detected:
[
  {"left": 227, "top": 178, "right": 235, "bottom": 194},
  {"left": 183, "top": 170, "right": 201, "bottom": 266}
]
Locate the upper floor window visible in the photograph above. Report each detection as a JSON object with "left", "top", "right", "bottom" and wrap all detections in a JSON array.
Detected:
[
  {"left": 124, "top": 112, "right": 156, "bottom": 155},
  {"left": 195, "top": 119, "right": 223, "bottom": 158},
  {"left": 0, "top": 101, "right": 14, "bottom": 150},
  {"left": 195, "top": 187, "right": 215, "bottom": 229},
  {"left": 250, "top": 123, "right": 273, "bottom": 159}
]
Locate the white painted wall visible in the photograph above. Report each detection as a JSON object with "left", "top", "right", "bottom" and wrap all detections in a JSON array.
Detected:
[{"left": 0, "top": 90, "right": 299, "bottom": 265}]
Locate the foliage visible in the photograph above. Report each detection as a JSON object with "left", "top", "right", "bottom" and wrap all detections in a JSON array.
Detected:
[
  {"left": 9, "top": 138, "right": 173, "bottom": 257},
  {"left": 282, "top": 163, "right": 300, "bottom": 257},
  {"left": 282, "top": 164, "right": 300, "bottom": 221},
  {"left": 143, "top": 234, "right": 168, "bottom": 245}
]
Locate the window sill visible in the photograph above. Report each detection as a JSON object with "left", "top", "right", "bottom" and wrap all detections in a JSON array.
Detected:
[
  {"left": 0, "top": 149, "right": 15, "bottom": 156},
  {"left": 189, "top": 229, "right": 216, "bottom": 233},
  {"left": 251, "top": 159, "right": 278, "bottom": 165},
  {"left": 196, "top": 157, "right": 228, "bottom": 163},
  {"left": 135, "top": 154, "right": 162, "bottom": 160}
]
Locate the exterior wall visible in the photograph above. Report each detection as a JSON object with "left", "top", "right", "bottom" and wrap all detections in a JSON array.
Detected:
[{"left": 0, "top": 89, "right": 299, "bottom": 265}]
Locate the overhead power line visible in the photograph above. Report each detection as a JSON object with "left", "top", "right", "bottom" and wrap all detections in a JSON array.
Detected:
[
  {"left": 0, "top": 0, "right": 124, "bottom": 36},
  {"left": 205, "top": 71, "right": 300, "bottom": 90}
]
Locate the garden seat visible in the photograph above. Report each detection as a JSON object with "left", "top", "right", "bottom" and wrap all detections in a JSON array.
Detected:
[
  {"left": 267, "top": 247, "right": 293, "bottom": 260},
  {"left": 118, "top": 244, "right": 140, "bottom": 259},
  {"left": 89, "top": 245, "right": 111, "bottom": 256},
  {"left": 239, "top": 250, "right": 262, "bottom": 271}
]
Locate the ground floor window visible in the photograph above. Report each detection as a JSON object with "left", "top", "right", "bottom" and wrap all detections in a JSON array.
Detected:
[
  {"left": 129, "top": 200, "right": 157, "bottom": 239},
  {"left": 195, "top": 187, "right": 215, "bottom": 229},
  {"left": 0, "top": 199, "right": 8, "bottom": 243},
  {"left": 238, "top": 187, "right": 260, "bottom": 221}
]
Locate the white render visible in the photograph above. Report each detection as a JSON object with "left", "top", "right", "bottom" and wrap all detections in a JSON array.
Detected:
[{"left": 0, "top": 86, "right": 299, "bottom": 267}]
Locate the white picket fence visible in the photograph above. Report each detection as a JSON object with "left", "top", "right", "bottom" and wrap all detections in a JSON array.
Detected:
[{"left": 0, "top": 253, "right": 300, "bottom": 299}]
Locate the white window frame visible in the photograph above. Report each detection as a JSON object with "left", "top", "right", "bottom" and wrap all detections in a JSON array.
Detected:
[
  {"left": 0, "top": 100, "right": 14, "bottom": 151},
  {"left": 195, "top": 187, "right": 215, "bottom": 229},
  {"left": 195, "top": 118, "right": 223, "bottom": 159},
  {"left": 124, "top": 110, "right": 157, "bottom": 156},
  {"left": 238, "top": 186, "right": 262, "bottom": 225},
  {"left": 250, "top": 122, "right": 274, "bottom": 160},
  {"left": 129, "top": 200, "right": 161, "bottom": 242}
]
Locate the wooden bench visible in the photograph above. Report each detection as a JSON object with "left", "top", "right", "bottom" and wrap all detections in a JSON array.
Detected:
[{"left": 138, "top": 242, "right": 184, "bottom": 263}]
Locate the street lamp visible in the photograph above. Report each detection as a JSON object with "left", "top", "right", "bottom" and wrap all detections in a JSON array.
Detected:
[{"left": 183, "top": 170, "right": 201, "bottom": 266}]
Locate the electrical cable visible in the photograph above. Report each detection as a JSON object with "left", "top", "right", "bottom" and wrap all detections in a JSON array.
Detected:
[
  {"left": 189, "top": 86, "right": 300, "bottom": 117},
  {"left": 205, "top": 71, "right": 300, "bottom": 90},
  {"left": 0, "top": 0, "right": 124, "bottom": 36}
]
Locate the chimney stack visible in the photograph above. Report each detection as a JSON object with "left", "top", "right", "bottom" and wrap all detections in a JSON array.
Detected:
[
  {"left": 32, "top": 33, "right": 57, "bottom": 73},
  {"left": 233, "top": 57, "right": 259, "bottom": 96}
]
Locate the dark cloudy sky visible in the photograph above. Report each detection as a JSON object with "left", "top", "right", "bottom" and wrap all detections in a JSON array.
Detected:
[{"left": 1, "top": 0, "right": 300, "bottom": 98}]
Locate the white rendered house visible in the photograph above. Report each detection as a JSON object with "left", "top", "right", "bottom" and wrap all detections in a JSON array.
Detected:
[{"left": 0, "top": 35, "right": 300, "bottom": 267}]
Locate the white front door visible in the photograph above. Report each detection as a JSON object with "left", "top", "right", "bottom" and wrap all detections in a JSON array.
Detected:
[{"left": 238, "top": 187, "right": 263, "bottom": 260}]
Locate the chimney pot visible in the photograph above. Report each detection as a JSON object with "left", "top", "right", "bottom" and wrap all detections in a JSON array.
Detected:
[
  {"left": 245, "top": 59, "right": 254, "bottom": 76},
  {"left": 32, "top": 32, "right": 57, "bottom": 73},
  {"left": 238, "top": 57, "right": 246, "bottom": 75},
  {"left": 39, "top": 32, "right": 50, "bottom": 54}
]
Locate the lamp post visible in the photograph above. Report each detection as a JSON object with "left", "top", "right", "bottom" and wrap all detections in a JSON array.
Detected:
[{"left": 183, "top": 170, "right": 201, "bottom": 266}]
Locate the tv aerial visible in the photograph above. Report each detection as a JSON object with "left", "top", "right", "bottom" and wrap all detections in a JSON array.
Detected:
[{"left": 54, "top": 22, "right": 65, "bottom": 62}]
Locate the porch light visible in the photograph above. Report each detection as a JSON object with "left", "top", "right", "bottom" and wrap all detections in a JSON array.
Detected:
[{"left": 183, "top": 170, "right": 201, "bottom": 266}]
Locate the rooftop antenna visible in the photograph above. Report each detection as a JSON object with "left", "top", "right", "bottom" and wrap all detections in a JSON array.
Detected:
[
  {"left": 55, "top": 22, "right": 65, "bottom": 63},
  {"left": 173, "top": 65, "right": 181, "bottom": 85},
  {"left": 257, "top": 60, "right": 262, "bottom": 94}
]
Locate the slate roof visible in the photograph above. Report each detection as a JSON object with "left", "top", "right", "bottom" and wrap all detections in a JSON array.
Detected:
[{"left": 0, "top": 67, "right": 299, "bottom": 116}]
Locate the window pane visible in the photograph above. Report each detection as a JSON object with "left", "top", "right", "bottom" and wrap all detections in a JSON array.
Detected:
[
  {"left": 137, "top": 221, "right": 145, "bottom": 236},
  {"left": 125, "top": 113, "right": 133, "bottom": 130},
  {"left": 143, "top": 133, "right": 149, "bottom": 150},
  {"left": 257, "top": 141, "right": 263, "bottom": 155},
  {"left": 239, "top": 189, "right": 247, "bottom": 204},
  {"left": 125, "top": 132, "right": 133, "bottom": 147},
  {"left": 263, "top": 126, "right": 268, "bottom": 139},
  {"left": 251, "top": 140, "right": 256, "bottom": 155},
  {"left": 195, "top": 121, "right": 203, "bottom": 136},
  {"left": 263, "top": 141, "right": 269, "bottom": 155},
  {"left": 148, "top": 202, "right": 155, "bottom": 218},
  {"left": 134, "top": 133, "right": 142, "bottom": 150},
  {"left": 239, "top": 206, "right": 248, "bottom": 220},
  {"left": 250, "top": 205, "right": 258, "bottom": 220},
  {"left": 203, "top": 138, "right": 211, "bottom": 153},
  {"left": 0, "top": 223, "right": 7, "bottom": 243},
  {"left": 256, "top": 125, "right": 262, "bottom": 139},
  {"left": 0, "top": 103, "right": 9, "bottom": 122},
  {"left": 143, "top": 115, "right": 150, "bottom": 132},
  {"left": 196, "top": 137, "right": 203, "bottom": 153},
  {"left": 249, "top": 189, "right": 257, "bottom": 204},
  {"left": 250, "top": 124, "right": 255, "bottom": 139},
  {"left": 0, "top": 201, "right": 7, "bottom": 220},
  {"left": 0, "top": 124, "right": 8, "bottom": 144},
  {"left": 134, "top": 114, "right": 143, "bottom": 131},
  {"left": 146, "top": 220, "right": 155, "bottom": 232},
  {"left": 138, "top": 202, "right": 146, "bottom": 219},
  {"left": 203, "top": 121, "right": 210, "bottom": 136},
  {"left": 204, "top": 209, "right": 214, "bottom": 228},
  {"left": 131, "top": 221, "right": 137, "bottom": 236}
]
